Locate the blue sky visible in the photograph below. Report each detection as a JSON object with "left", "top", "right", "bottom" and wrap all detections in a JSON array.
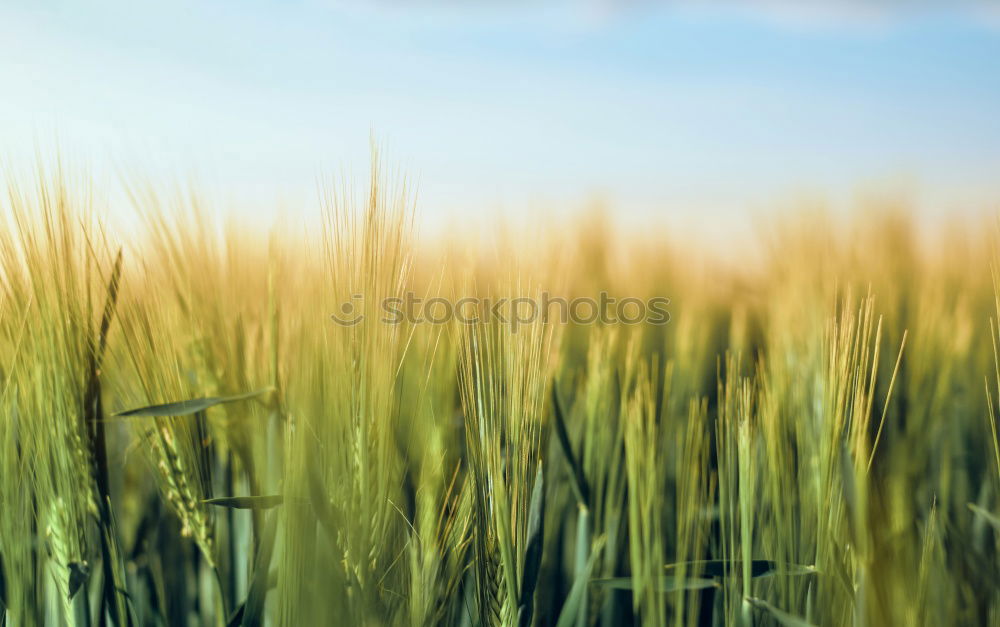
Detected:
[{"left": 1, "top": 1, "right": 999, "bottom": 235}]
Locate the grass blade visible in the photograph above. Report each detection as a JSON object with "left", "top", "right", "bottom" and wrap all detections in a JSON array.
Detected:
[
  {"left": 518, "top": 463, "right": 546, "bottom": 627},
  {"left": 591, "top": 577, "right": 718, "bottom": 592},
  {"left": 552, "top": 382, "right": 590, "bottom": 507},
  {"left": 555, "top": 536, "right": 604, "bottom": 627},
  {"left": 747, "top": 597, "right": 817, "bottom": 627},
  {"left": 114, "top": 388, "right": 270, "bottom": 417},
  {"left": 241, "top": 511, "right": 278, "bottom": 627},
  {"left": 572, "top": 506, "right": 590, "bottom": 627},
  {"left": 663, "top": 560, "right": 817, "bottom": 579},
  {"left": 203, "top": 496, "right": 284, "bottom": 510},
  {"left": 969, "top": 503, "right": 1000, "bottom": 531}
]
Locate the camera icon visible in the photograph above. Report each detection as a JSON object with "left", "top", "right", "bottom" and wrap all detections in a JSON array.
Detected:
[{"left": 330, "top": 294, "right": 364, "bottom": 326}]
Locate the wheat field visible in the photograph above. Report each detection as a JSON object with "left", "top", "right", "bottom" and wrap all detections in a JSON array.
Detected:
[{"left": 1, "top": 157, "right": 999, "bottom": 626}]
